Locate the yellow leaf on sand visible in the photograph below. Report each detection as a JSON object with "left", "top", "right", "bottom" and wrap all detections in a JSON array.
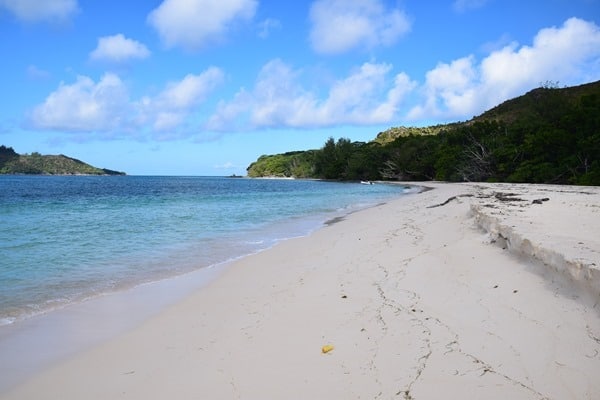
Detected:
[{"left": 321, "top": 344, "right": 334, "bottom": 354}]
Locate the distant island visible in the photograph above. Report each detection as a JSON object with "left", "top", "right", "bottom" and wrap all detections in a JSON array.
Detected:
[
  {"left": 246, "top": 80, "right": 600, "bottom": 186},
  {"left": 0, "top": 146, "right": 125, "bottom": 176}
]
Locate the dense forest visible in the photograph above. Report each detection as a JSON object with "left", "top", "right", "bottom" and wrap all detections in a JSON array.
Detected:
[
  {"left": 247, "top": 80, "right": 600, "bottom": 185},
  {"left": 0, "top": 145, "right": 125, "bottom": 175}
]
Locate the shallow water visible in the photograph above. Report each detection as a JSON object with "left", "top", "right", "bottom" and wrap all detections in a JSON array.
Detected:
[{"left": 0, "top": 176, "right": 412, "bottom": 324}]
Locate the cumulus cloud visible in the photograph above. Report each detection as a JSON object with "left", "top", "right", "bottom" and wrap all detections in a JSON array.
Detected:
[
  {"left": 30, "top": 68, "right": 224, "bottom": 137},
  {"left": 27, "top": 18, "right": 600, "bottom": 138},
  {"left": 0, "top": 0, "right": 78, "bottom": 23},
  {"left": 309, "top": 63, "right": 415, "bottom": 125},
  {"left": 29, "top": 73, "right": 131, "bottom": 133},
  {"left": 309, "top": 0, "right": 411, "bottom": 54},
  {"left": 408, "top": 17, "right": 600, "bottom": 121},
  {"left": 209, "top": 18, "right": 600, "bottom": 130},
  {"left": 147, "top": 0, "right": 257, "bottom": 50},
  {"left": 207, "top": 59, "right": 416, "bottom": 130},
  {"left": 89, "top": 34, "right": 151, "bottom": 63},
  {"left": 138, "top": 67, "right": 225, "bottom": 131}
]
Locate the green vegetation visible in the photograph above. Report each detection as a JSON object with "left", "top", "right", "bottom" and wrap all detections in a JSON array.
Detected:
[
  {"left": 247, "top": 150, "right": 317, "bottom": 178},
  {"left": 373, "top": 123, "right": 461, "bottom": 145},
  {"left": 0, "top": 145, "right": 19, "bottom": 167},
  {"left": 246, "top": 80, "right": 600, "bottom": 185},
  {"left": 0, "top": 146, "right": 125, "bottom": 175}
]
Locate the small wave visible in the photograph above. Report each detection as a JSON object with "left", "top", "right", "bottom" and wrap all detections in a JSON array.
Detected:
[
  {"left": 244, "top": 240, "right": 265, "bottom": 245},
  {"left": 0, "top": 317, "right": 16, "bottom": 326}
]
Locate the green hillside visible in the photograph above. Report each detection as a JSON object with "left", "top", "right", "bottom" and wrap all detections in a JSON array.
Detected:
[
  {"left": 247, "top": 80, "right": 600, "bottom": 185},
  {"left": 246, "top": 151, "right": 317, "bottom": 178},
  {"left": 471, "top": 80, "right": 600, "bottom": 125},
  {"left": 0, "top": 146, "right": 125, "bottom": 175}
]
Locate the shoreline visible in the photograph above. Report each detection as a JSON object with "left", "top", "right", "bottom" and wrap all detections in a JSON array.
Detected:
[
  {"left": 2, "top": 182, "right": 599, "bottom": 399},
  {"left": 0, "top": 177, "right": 410, "bottom": 328},
  {"left": 0, "top": 260, "right": 226, "bottom": 393},
  {"left": 0, "top": 183, "right": 414, "bottom": 392}
]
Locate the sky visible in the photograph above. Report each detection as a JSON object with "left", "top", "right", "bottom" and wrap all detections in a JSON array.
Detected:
[{"left": 1, "top": 0, "right": 599, "bottom": 176}]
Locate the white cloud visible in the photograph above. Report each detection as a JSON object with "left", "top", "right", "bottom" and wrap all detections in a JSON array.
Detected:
[
  {"left": 309, "top": 0, "right": 411, "bottom": 54},
  {"left": 89, "top": 34, "right": 151, "bottom": 63},
  {"left": 30, "top": 73, "right": 130, "bottom": 132},
  {"left": 140, "top": 67, "right": 225, "bottom": 131},
  {"left": 408, "top": 17, "right": 600, "bottom": 121},
  {"left": 147, "top": 0, "right": 257, "bottom": 50},
  {"left": 30, "top": 68, "right": 224, "bottom": 137},
  {"left": 0, "top": 0, "right": 78, "bottom": 23},
  {"left": 373, "top": 72, "right": 417, "bottom": 122},
  {"left": 309, "top": 63, "right": 415, "bottom": 125},
  {"left": 26, "top": 18, "right": 600, "bottom": 139},
  {"left": 207, "top": 59, "right": 417, "bottom": 130},
  {"left": 481, "top": 18, "right": 600, "bottom": 93},
  {"left": 408, "top": 56, "right": 477, "bottom": 120},
  {"left": 161, "top": 70, "right": 225, "bottom": 109}
]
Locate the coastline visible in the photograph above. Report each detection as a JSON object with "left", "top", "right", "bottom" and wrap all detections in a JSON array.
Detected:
[
  {"left": 0, "top": 176, "right": 407, "bottom": 327},
  {"left": 2, "top": 182, "right": 599, "bottom": 399}
]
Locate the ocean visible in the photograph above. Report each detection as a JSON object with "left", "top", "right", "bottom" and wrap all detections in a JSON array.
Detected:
[{"left": 0, "top": 176, "right": 414, "bottom": 326}]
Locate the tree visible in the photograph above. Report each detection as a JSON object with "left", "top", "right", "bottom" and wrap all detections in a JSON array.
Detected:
[
  {"left": 314, "top": 137, "right": 356, "bottom": 179},
  {"left": 0, "top": 145, "right": 19, "bottom": 170}
]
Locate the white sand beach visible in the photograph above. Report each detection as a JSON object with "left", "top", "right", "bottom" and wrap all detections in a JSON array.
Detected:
[{"left": 2, "top": 182, "right": 599, "bottom": 399}]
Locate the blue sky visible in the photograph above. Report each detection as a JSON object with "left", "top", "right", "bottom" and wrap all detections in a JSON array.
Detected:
[{"left": 1, "top": 0, "right": 599, "bottom": 175}]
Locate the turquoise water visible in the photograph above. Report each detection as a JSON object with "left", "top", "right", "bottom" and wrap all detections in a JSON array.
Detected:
[{"left": 0, "top": 176, "right": 412, "bottom": 324}]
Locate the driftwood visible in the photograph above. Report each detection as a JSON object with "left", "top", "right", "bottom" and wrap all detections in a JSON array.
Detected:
[
  {"left": 427, "top": 190, "right": 552, "bottom": 209},
  {"left": 532, "top": 197, "right": 550, "bottom": 204},
  {"left": 494, "top": 192, "right": 526, "bottom": 202},
  {"left": 427, "top": 194, "right": 474, "bottom": 208}
]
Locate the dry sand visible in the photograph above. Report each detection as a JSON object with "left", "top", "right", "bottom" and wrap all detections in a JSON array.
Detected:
[{"left": 2, "top": 182, "right": 599, "bottom": 399}]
